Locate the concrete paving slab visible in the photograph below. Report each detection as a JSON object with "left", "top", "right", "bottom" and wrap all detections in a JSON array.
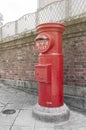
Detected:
[
  {"left": 0, "top": 92, "right": 16, "bottom": 104},
  {"left": 22, "top": 102, "right": 33, "bottom": 109},
  {"left": 14, "top": 109, "right": 35, "bottom": 127},
  {"left": 0, "top": 107, "right": 4, "bottom": 112},
  {"left": 0, "top": 126, "right": 10, "bottom": 130},
  {"left": 0, "top": 110, "right": 19, "bottom": 126},
  {"left": 0, "top": 83, "right": 85, "bottom": 130},
  {"left": 22, "top": 95, "right": 37, "bottom": 109},
  {"left": 9, "top": 98, "right": 26, "bottom": 105},
  {"left": 4, "top": 103, "right": 23, "bottom": 110},
  {"left": 0, "top": 103, "right": 5, "bottom": 107},
  {"left": 34, "top": 127, "right": 54, "bottom": 130},
  {"left": 11, "top": 126, "right": 34, "bottom": 130},
  {"left": 35, "top": 119, "right": 55, "bottom": 128},
  {"left": 8, "top": 92, "right": 30, "bottom": 105},
  {"left": 54, "top": 111, "right": 86, "bottom": 130}
]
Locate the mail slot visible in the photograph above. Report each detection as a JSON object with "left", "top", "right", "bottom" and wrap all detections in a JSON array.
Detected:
[{"left": 35, "top": 64, "right": 51, "bottom": 83}]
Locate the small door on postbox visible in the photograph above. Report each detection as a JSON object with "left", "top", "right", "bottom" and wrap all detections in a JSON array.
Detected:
[{"left": 35, "top": 64, "right": 51, "bottom": 83}]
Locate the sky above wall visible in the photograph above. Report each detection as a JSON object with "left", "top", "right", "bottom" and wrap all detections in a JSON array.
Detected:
[{"left": 0, "top": 0, "right": 37, "bottom": 24}]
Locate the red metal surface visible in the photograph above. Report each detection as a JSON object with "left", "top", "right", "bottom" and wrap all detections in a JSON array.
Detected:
[{"left": 35, "top": 22, "right": 65, "bottom": 107}]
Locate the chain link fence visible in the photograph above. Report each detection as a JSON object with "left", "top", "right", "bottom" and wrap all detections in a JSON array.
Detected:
[
  {"left": 37, "top": 0, "right": 66, "bottom": 24},
  {"left": 0, "top": 0, "right": 86, "bottom": 40}
]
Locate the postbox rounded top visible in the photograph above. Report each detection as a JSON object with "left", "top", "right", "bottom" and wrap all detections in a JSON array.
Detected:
[{"left": 36, "top": 22, "right": 65, "bottom": 33}]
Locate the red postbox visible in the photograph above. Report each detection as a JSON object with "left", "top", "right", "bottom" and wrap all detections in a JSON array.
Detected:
[
  {"left": 35, "top": 23, "right": 65, "bottom": 107},
  {"left": 33, "top": 23, "right": 69, "bottom": 123}
]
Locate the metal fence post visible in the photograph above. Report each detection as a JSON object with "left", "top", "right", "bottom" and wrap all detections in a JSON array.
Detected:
[
  {"left": 65, "top": 0, "right": 71, "bottom": 21},
  {"left": 35, "top": 11, "right": 39, "bottom": 26},
  {"left": 0, "top": 27, "right": 2, "bottom": 41},
  {"left": 15, "top": 20, "right": 18, "bottom": 35}
]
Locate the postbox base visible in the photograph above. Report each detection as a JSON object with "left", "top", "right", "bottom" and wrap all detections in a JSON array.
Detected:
[{"left": 32, "top": 103, "right": 70, "bottom": 123}]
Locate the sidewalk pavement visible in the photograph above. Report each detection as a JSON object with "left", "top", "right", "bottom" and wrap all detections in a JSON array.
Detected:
[{"left": 0, "top": 83, "right": 85, "bottom": 130}]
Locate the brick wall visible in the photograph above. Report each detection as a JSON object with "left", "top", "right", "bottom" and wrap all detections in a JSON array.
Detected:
[
  {"left": 63, "top": 20, "right": 86, "bottom": 87},
  {"left": 0, "top": 32, "right": 38, "bottom": 94},
  {"left": 63, "top": 18, "right": 86, "bottom": 109},
  {"left": 0, "top": 17, "right": 86, "bottom": 109}
]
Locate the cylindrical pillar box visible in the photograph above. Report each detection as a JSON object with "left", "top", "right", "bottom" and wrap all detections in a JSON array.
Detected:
[{"left": 33, "top": 22, "right": 70, "bottom": 123}]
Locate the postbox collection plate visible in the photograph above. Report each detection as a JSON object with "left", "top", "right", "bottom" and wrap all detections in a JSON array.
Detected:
[{"left": 35, "top": 64, "right": 51, "bottom": 83}]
